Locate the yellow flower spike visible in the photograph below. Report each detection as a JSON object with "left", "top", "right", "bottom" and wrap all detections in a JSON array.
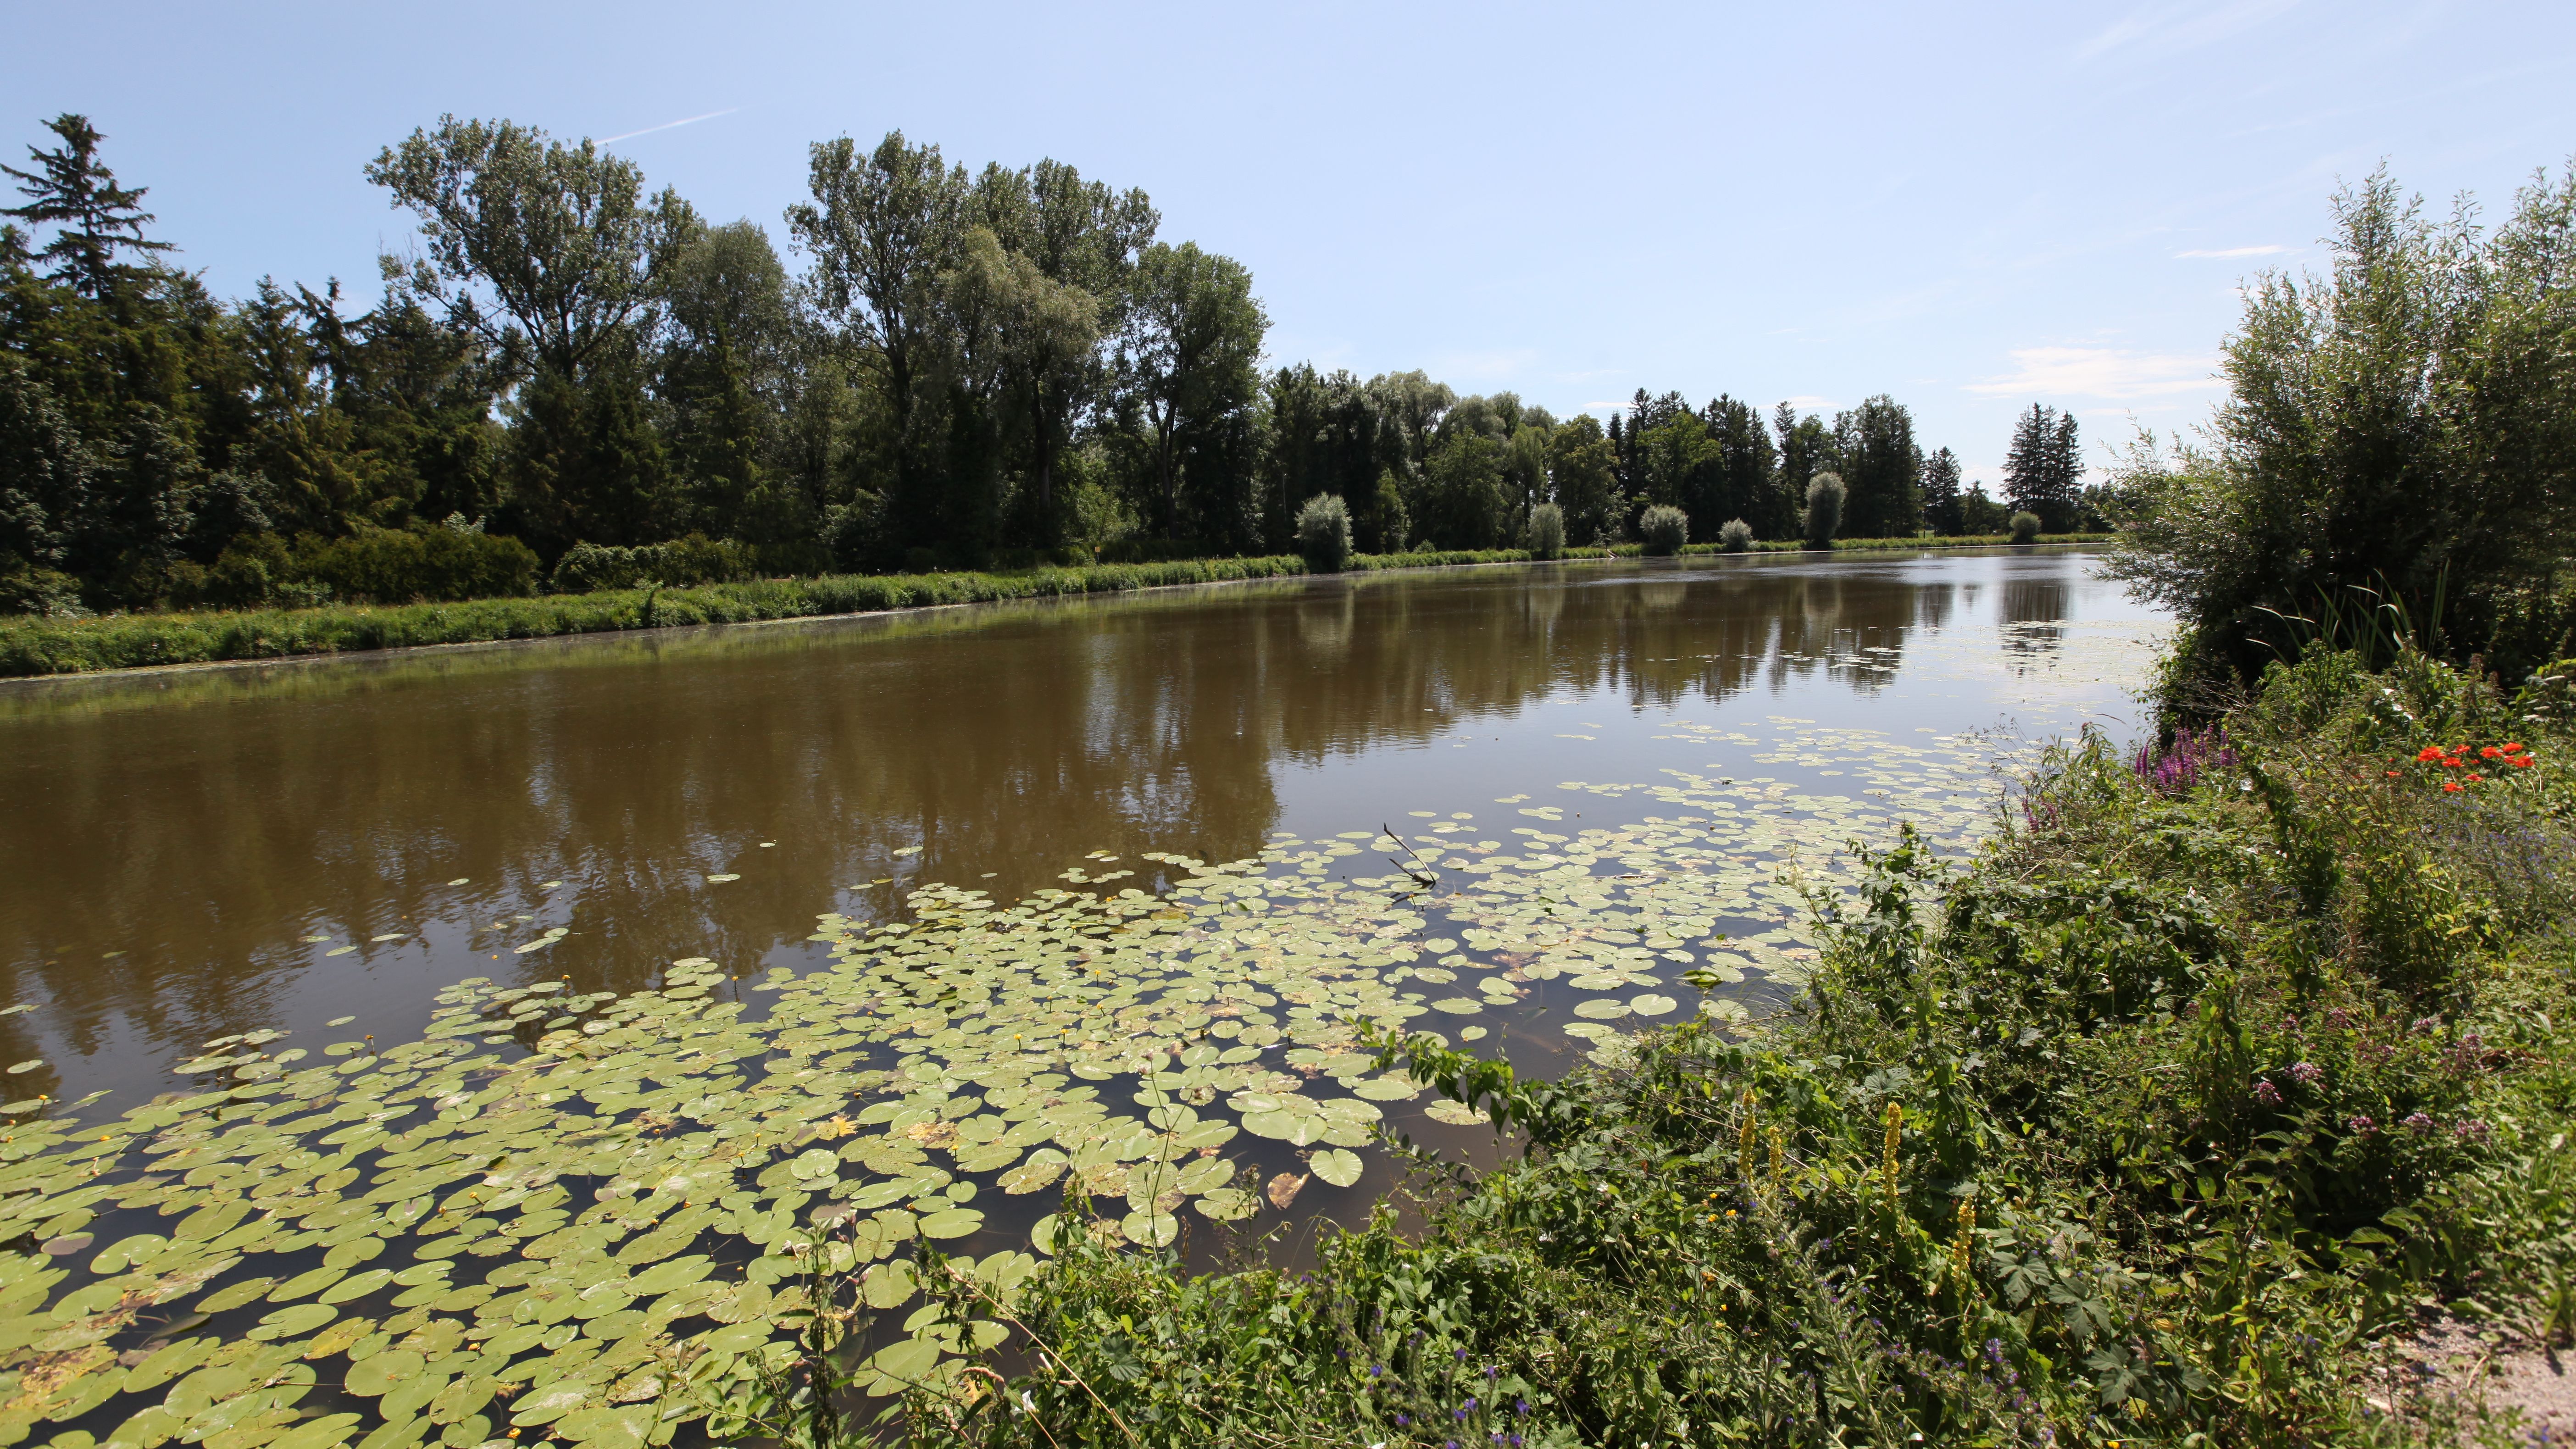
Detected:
[
  {"left": 1882, "top": 1101, "right": 1904, "bottom": 1210},
  {"left": 1737, "top": 1089, "right": 1758, "bottom": 1181},
  {"left": 1767, "top": 1127, "right": 1784, "bottom": 1187}
]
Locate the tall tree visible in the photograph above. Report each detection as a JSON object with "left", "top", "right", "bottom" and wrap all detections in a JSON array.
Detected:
[
  {"left": 1920, "top": 445, "right": 1964, "bottom": 535},
  {"left": 1118, "top": 242, "right": 1265, "bottom": 540},
  {"left": 787, "top": 132, "right": 968, "bottom": 549},
  {"left": 2003, "top": 403, "right": 2081, "bottom": 531},
  {"left": 1547, "top": 415, "right": 1621, "bottom": 544},
  {"left": 1702, "top": 395, "right": 1782, "bottom": 535},
  {"left": 2, "top": 115, "right": 172, "bottom": 299},
  {"left": 1831, "top": 394, "right": 1923, "bottom": 538},
  {"left": 1773, "top": 402, "right": 1830, "bottom": 507},
  {"left": 368, "top": 117, "right": 697, "bottom": 548}
]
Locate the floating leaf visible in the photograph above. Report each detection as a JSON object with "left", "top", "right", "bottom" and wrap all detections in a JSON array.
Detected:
[{"left": 1309, "top": 1149, "right": 1364, "bottom": 1188}]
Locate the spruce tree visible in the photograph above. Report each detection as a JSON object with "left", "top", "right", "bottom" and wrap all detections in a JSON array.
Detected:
[
  {"left": 2003, "top": 403, "right": 2080, "bottom": 532},
  {"left": 2, "top": 115, "right": 172, "bottom": 298}
]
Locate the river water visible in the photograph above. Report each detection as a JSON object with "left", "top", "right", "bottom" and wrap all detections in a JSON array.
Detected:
[
  {"left": 0, "top": 548, "right": 2169, "bottom": 1441},
  {"left": 0, "top": 548, "right": 2163, "bottom": 1107}
]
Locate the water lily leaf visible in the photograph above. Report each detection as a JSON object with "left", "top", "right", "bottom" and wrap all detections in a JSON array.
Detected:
[
  {"left": 1424, "top": 1099, "right": 1491, "bottom": 1127},
  {"left": 1428, "top": 998, "right": 1482, "bottom": 1015},
  {"left": 1309, "top": 1149, "right": 1364, "bottom": 1188},
  {"left": 997, "top": 1158, "right": 1065, "bottom": 1195},
  {"left": 1119, "top": 1210, "right": 1177, "bottom": 1247},
  {"left": 248, "top": 1300, "right": 337, "bottom": 1341},
  {"left": 508, "top": 1382, "right": 591, "bottom": 1427},
  {"left": 1572, "top": 998, "right": 1631, "bottom": 1019},
  {"left": 319, "top": 1267, "right": 395, "bottom": 1304},
  {"left": 694, "top": 1321, "right": 770, "bottom": 1354},
  {"left": 862, "top": 1335, "right": 941, "bottom": 1395},
  {"left": 1194, "top": 1188, "right": 1256, "bottom": 1221},
  {"left": 861, "top": 1261, "right": 916, "bottom": 1310},
  {"left": 345, "top": 1349, "right": 424, "bottom": 1397},
  {"left": 1630, "top": 994, "right": 1678, "bottom": 1016},
  {"left": 917, "top": 1208, "right": 983, "bottom": 1239}
]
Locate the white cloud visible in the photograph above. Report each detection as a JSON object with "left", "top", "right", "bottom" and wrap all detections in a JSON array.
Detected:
[
  {"left": 2175, "top": 244, "right": 2290, "bottom": 258},
  {"left": 2076, "top": 0, "right": 2301, "bottom": 62},
  {"left": 1966, "top": 346, "right": 2217, "bottom": 401}
]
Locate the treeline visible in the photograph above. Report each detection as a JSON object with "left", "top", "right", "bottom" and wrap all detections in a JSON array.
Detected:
[{"left": 1, "top": 112, "right": 2100, "bottom": 616}]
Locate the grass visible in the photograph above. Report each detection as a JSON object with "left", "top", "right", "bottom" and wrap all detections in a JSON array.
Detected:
[
  {"left": 728, "top": 644, "right": 2576, "bottom": 1447},
  {"left": 0, "top": 535, "right": 2117, "bottom": 679}
]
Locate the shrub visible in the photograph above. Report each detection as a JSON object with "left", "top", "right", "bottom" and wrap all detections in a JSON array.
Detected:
[
  {"left": 294, "top": 525, "right": 539, "bottom": 603},
  {"left": 1719, "top": 517, "right": 1754, "bottom": 553},
  {"left": 2009, "top": 510, "right": 2043, "bottom": 543},
  {"left": 1525, "top": 501, "right": 1566, "bottom": 560},
  {"left": 0, "top": 565, "right": 84, "bottom": 616},
  {"left": 550, "top": 534, "right": 758, "bottom": 593},
  {"left": 1294, "top": 493, "right": 1352, "bottom": 572},
  {"left": 1638, "top": 504, "right": 1688, "bottom": 555},
  {"left": 1803, "top": 471, "right": 1846, "bottom": 547}
]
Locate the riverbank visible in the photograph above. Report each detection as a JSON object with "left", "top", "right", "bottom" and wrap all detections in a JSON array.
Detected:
[
  {"left": 0, "top": 533, "right": 2112, "bottom": 679},
  {"left": 850, "top": 646, "right": 2576, "bottom": 1447}
]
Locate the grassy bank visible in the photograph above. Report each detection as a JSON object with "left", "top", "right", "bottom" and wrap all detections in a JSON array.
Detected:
[
  {"left": 0, "top": 535, "right": 2113, "bottom": 679},
  {"left": 789, "top": 645, "right": 2576, "bottom": 1447}
]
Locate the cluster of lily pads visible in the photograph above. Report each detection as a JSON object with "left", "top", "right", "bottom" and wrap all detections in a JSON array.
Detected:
[{"left": 0, "top": 698, "right": 2146, "bottom": 1449}]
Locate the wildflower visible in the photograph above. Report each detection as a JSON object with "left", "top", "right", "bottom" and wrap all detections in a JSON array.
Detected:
[
  {"left": 2252, "top": 1079, "right": 2281, "bottom": 1105},
  {"left": 2504, "top": 742, "right": 2526, "bottom": 753},
  {"left": 2348, "top": 1114, "right": 2376, "bottom": 1135},
  {"left": 2481, "top": 745, "right": 2502, "bottom": 759},
  {"left": 2286, "top": 1061, "right": 2322, "bottom": 1086},
  {"left": 2453, "top": 1118, "right": 2491, "bottom": 1142},
  {"left": 2416, "top": 746, "right": 2445, "bottom": 762},
  {"left": 2445, "top": 781, "right": 2464, "bottom": 792},
  {"left": 2386, "top": 770, "right": 2401, "bottom": 777},
  {"left": 2467, "top": 773, "right": 2485, "bottom": 783},
  {"left": 1517, "top": 1400, "right": 1530, "bottom": 1416},
  {"left": 2403, "top": 1112, "right": 2435, "bottom": 1134},
  {"left": 2512, "top": 755, "right": 2536, "bottom": 768}
]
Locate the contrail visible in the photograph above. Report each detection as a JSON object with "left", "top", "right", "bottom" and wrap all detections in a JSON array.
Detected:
[{"left": 598, "top": 108, "right": 740, "bottom": 145}]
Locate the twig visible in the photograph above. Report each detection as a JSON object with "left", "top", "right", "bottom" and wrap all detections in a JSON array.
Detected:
[{"left": 1380, "top": 824, "right": 1438, "bottom": 888}]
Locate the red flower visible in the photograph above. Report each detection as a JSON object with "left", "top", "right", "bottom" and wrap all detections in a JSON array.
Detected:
[
  {"left": 2415, "top": 746, "right": 2446, "bottom": 763},
  {"left": 2443, "top": 781, "right": 2464, "bottom": 792},
  {"left": 2437, "top": 756, "right": 2463, "bottom": 768},
  {"left": 2503, "top": 742, "right": 2526, "bottom": 753},
  {"left": 2385, "top": 770, "right": 2401, "bottom": 778},
  {"left": 2466, "top": 773, "right": 2484, "bottom": 783},
  {"left": 2480, "top": 745, "right": 2503, "bottom": 760},
  {"left": 2511, "top": 756, "right": 2535, "bottom": 769}
]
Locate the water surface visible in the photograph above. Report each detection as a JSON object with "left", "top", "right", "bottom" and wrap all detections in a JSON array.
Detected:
[{"left": 0, "top": 547, "right": 2163, "bottom": 1105}]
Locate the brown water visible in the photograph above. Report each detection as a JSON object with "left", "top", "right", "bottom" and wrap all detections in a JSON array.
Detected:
[{"left": 0, "top": 548, "right": 2164, "bottom": 1107}]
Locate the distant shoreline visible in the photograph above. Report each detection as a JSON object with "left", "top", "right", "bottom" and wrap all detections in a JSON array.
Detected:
[{"left": 0, "top": 534, "right": 2114, "bottom": 682}]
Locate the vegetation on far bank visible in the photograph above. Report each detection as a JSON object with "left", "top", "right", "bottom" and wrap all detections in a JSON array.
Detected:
[
  {"left": 0, "top": 535, "right": 2111, "bottom": 679},
  {"left": 7, "top": 109, "right": 2102, "bottom": 621}
]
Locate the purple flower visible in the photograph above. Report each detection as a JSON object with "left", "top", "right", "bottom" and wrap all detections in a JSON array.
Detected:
[
  {"left": 2326, "top": 1008, "right": 2354, "bottom": 1030},
  {"left": 2412, "top": 1016, "right": 2442, "bottom": 1034},
  {"left": 2348, "top": 1114, "right": 2377, "bottom": 1135},
  {"left": 2286, "top": 1061, "right": 2323, "bottom": 1086},
  {"left": 2403, "top": 1112, "right": 2435, "bottom": 1134},
  {"left": 2253, "top": 1079, "right": 2282, "bottom": 1106},
  {"left": 2453, "top": 1118, "right": 2491, "bottom": 1142}
]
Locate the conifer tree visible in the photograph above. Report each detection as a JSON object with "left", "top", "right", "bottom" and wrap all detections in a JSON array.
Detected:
[{"left": 1, "top": 115, "right": 172, "bottom": 298}]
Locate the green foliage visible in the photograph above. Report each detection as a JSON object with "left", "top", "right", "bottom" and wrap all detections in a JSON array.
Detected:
[
  {"left": 2002, "top": 403, "right": 2082, "bottom": 533},
  {"left": 2111, "top": 163, "right": 2576, "bottom": 689},
  {"left": 550, "top": 533, "right": 758, "bottom": 593},
  {"left": 1719, "top": 517, "right": 1753, "bottom": 553},
  {"left": 1294, "top": 492, "right": 1352, "bottom": 573},
  {"left": 1803, "top": 471, "right": 1845, "bottom": 548},
  {"left": 1638, "top": 504, "right": 1688, "bottom": 556},
  {"left": 1524, "top": 500, "right": 1566, "bottom": 560},
  {"left": 2008, "top": 510, "right": 2041, "bottom": 544},
  {"left": 864, "top": 647, "right": 2574, "bottom": 1447}
]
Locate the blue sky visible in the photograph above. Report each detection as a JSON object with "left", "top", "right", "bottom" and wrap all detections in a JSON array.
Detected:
[{"left": 6, "top": 0, "right": 2570, "bottom": 483}]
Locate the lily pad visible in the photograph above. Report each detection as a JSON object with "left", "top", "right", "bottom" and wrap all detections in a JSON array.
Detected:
[{"left": 1309, "top": 1149, "right": 1364, "bottom": 1188}]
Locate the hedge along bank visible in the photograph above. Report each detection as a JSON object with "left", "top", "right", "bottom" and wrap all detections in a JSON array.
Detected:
[{"left": 0, "top": 537, "right": 2117, "bottom": 680}]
